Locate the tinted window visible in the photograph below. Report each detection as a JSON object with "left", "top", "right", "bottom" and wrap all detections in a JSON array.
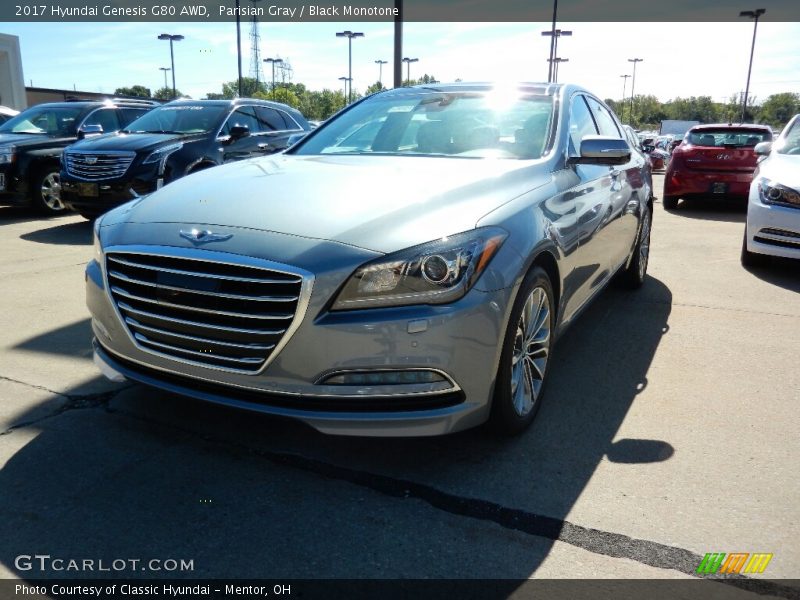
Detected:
[
  {"left": 119, "top": 108, "right": 151, "bottom": 126},
  {"left": 293, "top": 91, "right": 554, "bottom": 159},
  {"left": 278, "top": 110, "right": 301, "bottom": 130},
  {"left": 0, "top": 105, "right": 85, "bottom": 135},
  {"left": 82, "top": 108, "right": 121, "bottom": 133},
  {"left": 687, "top": 128, "right": 772, "bottom": 147},
  {"left": 586, "top": 97, "right": 621, "bottom": 138},
  {"left": 223, "top": 106, "right": 262, "bottom": 135},
  {"left": 127, "top": 104, "right": 227, "bottom": 134},
  {"left": 254, "top": 106, "right": 288, "bottom": 131},
  {"left": 568, "top": 95, "right": 598, "bottom": 155}
]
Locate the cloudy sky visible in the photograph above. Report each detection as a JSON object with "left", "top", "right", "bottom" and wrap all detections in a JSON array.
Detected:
[{"left": 3, "top": 21, "right": 799, "bottom": 104}]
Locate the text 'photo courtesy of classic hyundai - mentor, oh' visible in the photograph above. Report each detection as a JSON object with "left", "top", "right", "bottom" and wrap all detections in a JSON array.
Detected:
[{"left": 87, "top": 83, "right": 653, "bottom": 437}]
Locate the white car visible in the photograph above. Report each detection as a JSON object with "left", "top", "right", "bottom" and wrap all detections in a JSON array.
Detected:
[
  {"left": 0, "top": 105, "right": 19, "bottom": 125},
  {"left": 742, "top": 114, "right": 800, "bottom": 266}
]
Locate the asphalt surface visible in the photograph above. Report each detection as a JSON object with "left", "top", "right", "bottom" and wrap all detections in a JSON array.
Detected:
[{"left": 1, "top": 173, "right": 798, "bottom": 597}]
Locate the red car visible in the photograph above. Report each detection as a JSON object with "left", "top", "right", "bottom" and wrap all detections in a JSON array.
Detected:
[{"left": 663, "top": 123, "right": 773, "bottom": 210}]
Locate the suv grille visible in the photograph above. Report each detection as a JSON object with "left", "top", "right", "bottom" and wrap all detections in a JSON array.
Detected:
[
  {"left": 105, "top": 251, "right": 306, "bottom": 373},
  {"left": 65, "top": 151, "right": 135, "bottom": 180}
]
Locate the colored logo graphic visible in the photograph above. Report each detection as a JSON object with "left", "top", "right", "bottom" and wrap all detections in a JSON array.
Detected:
[{"left": 696, "top": 553, "right": 773, "bottom": 574}]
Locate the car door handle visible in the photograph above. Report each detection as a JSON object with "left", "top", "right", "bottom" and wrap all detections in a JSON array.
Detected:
[{"left": 257, "top": 143, "right": 271, "bottom": 150}]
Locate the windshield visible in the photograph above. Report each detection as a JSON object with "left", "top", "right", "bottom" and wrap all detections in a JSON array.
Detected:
[
  {"left": 0, "top": 106, "right": 85, "bottom": 135},
  {"left": 775, "top": 119, "right": 800, "bottom": 155},
  {"left": 124, "top": 104, "right": 227, "bottom": 134},
  {"left": 293, "top": 91, "right": 555, "bottom": 159},
  {"left": 686, "top": 128, "right": 771, "bottom": 148}
]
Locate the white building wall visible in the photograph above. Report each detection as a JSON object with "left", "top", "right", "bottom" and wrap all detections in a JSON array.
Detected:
[{"left": 0, "top": 33, "right": 27, "bottom": 110}]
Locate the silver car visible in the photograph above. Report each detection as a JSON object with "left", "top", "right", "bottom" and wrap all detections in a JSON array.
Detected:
[{"left": 87, "top": 83, "right": 653, "bottom": 437}]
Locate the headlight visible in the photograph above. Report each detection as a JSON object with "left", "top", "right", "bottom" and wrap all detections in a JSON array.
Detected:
[
  {"left": 331, "top": 227, "right": 508, "bottom": 310},
  {"left": 758, "top": 178, "right": 800, "bottom": 208},
  {"left": 143, "top": 142, "right": 183, "bottom": 165},
  {"left": 93, "top": 218, "right": 104, "bottom": 263},
  {"left": 0, "top": 144, "right": 16, "bottom": 165}
]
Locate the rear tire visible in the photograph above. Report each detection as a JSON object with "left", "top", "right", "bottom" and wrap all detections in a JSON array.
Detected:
[
  {"left": 31, "top": 166, "right": 66, "bottom": 215},
  {"left": 488, "top": 267, "right": 554, "bottom": 436},
  {"left": 662, "top": 195, "right": 678, "bottom": 211},
  {"left": 618, "top": 203, "right": 652, "bottom": 289},
  {"left": 741, "top": 228, "right": 768, "bottom": 268}
]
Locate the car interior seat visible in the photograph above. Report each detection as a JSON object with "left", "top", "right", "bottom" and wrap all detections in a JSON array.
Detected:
[
  {"left": 515, "top": 113, "right": 550, "bottom": 158},
  {"left": 698, "top": 134, "right": 716, "bottom": 146}
]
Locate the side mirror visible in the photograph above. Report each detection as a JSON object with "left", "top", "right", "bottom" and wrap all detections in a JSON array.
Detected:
[
  {"left": 754, "top": 141, "right": 772, "bottom": 156},
  {"left": 570, "top": 136, "right": 631, "bottom": 166},
  {"left": 229, "top": 124, "right": 250, "bottom": 140},
  {"left": 78, "top": 124, "right": 103, "bottom": 139}
]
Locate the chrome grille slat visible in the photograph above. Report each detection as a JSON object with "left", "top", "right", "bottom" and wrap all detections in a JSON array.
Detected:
[
  {"left": 106, "top": 251, "right": 304, "bottom": 373},
  {"left": 134, "top": 333, "right": 264, "bottom": 365},
  {"left": 64, "top": 151, "right": 135, "bottom": 180},
  {"left": 117, "top": 302, "right": 287, "bottom": 337},
  {"left": 110, "top": 285, "right": 294, "bottom": 320},
  {"left": 127, "top": 318, "right": 276, "bottom": 351},
  {"left": 108, "top": 270, "right": 298, "bottom": 303},
  {"left": 107, "top": 255, "right": 301, "bottom": 284}
]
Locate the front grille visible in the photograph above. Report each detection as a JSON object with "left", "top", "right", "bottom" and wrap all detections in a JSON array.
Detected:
[
  {"left": 106, "top": 251, "right": 305, "bottom": 373},
  {"left": 65, "top": 151, "right": 135, "bottom": 180}
]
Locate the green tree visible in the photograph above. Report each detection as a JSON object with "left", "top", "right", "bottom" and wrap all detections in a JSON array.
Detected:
[
  {"left": 219, "top": 77, "right": 269, "bottom": 99},
  {"left": 758, "top": 93, "right": 800, "bottom": 129},
  {"left": 365, "top": 81, "right": 386, "bottom": 95},
  {"left": 114, "top": 85, "right": 151, "bottom": 98},
  {"left": 153, "top": 86, "right": 183, "bottom": 100}
]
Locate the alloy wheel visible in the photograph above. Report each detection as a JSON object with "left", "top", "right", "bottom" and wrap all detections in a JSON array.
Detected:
[
  {"left": 40, "top": 172, "right": 64, "bottom": 211},
  {"left": 510, "top": 286, "right": 551, "bottom": 417}
]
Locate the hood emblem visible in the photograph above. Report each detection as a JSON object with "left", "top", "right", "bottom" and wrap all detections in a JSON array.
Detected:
[{"left": 179, "top": 228, "right": 233, "bottom": 245}]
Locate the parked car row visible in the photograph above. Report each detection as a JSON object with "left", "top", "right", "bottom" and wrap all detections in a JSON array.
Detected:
[
  {"left": 87, "top": 82, "right": 655, "bottom": 437},
  {"left": 0, "top": 97, "right": 312, "bottom": 217}
]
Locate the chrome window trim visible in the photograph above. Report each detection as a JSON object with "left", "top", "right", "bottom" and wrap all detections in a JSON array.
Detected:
[{"left": 101, "top": 244, "right": 314, "bottom": 376}]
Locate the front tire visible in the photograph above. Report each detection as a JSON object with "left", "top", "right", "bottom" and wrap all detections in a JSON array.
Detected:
[
  {"left": 617, "top": 203, "right": 652, "bottom": 289},
  {"left": 31, "top": 166, "right": 66, "bottom": 215},
  {"left": 741, "top": 227, "right": 768, "bottom": 268},
  {"left": 488, "top": 267, "right": 554, "bottom": 436}
]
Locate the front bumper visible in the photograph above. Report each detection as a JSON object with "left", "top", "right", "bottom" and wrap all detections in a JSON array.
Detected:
[
  {"left": 86, "top": 234, "right": 520, "bottom": 436},
  {"left": 665, "top": 168, "right": 754, "bottom": 199},
  {"left": 61, "top": 164, "right": 161, "bottom": 213},
  {"left": 745, "top": 186, "right": 800, "bottom": 261}
]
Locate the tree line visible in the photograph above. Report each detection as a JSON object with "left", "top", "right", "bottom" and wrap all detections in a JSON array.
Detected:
[
  {"left": 605, "top": 92, "right": 799, "bottom": 131},
  {"left": 115, "top": 74, "right": 440, "bottom": 122}
]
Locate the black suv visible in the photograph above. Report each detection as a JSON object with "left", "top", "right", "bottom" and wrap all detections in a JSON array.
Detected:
[
  {"left": 60, "top": 98, "right": 311, "bottom": 219},
  {"left": 0, "top": 99, "right": 157, "bottom": 214}
]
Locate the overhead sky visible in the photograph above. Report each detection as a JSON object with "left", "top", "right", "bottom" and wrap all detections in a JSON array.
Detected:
[{"left": 3, "top": 21, "right": 800, "bottom": 104}]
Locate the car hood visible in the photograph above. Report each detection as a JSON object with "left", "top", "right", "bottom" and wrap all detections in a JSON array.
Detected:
[
  {"left": 102, "top": 154, "right": 550, "bottom": 254},
  {"left": 757, "top": 153, "right": 800, "bottom": 189},
  {"left": 68, "top": 132, "right": 201, "bottom": 153}
]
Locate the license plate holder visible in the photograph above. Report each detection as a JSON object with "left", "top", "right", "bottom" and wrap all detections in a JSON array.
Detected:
[
  {"left": 711, "top": 182, "right": 727, "bottom": 194},
  {"left": 77, "top": 182, "right": 99, "bottom": 197}
]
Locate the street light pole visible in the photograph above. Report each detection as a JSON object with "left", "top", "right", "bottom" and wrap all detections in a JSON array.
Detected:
[
  {"left": 553, "top": 57, "right": 568, "bottom": 82},
  {"left": 338, "top": 76, "right": 350, "bottom": 102},
  {"left": 159, "top": 67, "right": 171, "bottom": 91},
  {"left": 402, "top": 57, "right": 418, "bottom": 85},
  {"left": 158, "top": 33, "right": 184, "bottom": 99},
  {"left": 235, "top": 0, "right": 242, "bottom": 96},
  {"left": 627, "top": 58, "right": 643, "bottom": 127},
  {"left": 336, "top": 30, "right": 364, "bottom": 104},
  {"left": 620, "top": 74, "right": 630, "bottom": 122},
  {"left": 541, "top": 29, "right": 572, "bottom": 83},
  {"left": 375, "top": 59, "right": 388, "bottom": 88},
  {"left": 263, "top": 58, "right": 283, "bottom": 99},
  {"left": 739, "top": 8, "right": 766, "bottom": 122}
]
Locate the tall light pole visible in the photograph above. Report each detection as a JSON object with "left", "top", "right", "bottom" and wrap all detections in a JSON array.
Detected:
[
  {"left": 235, "top": 0, "right": 242, "bottom": 96},
  {"left": 620, "top": 74, "right": 630, "bottom": 122},
  {"left": 338, "top": 76, "right": 351, "bottom": 102},
  {"left": 402, "top": 57, "right": 419, "bottom": 85},
  {"left": 375, "top": 59, "right": 388, "bottom": 88},
  {"left": 159, "top": 67, "right": 171, "bottom": 91},
  {"left": 550, "top": 57, "right": 568, "bottom": 83},
  {"left": 740, "top": 8, "right": 766, "bottom": 122},
  {"left": 264, "top": 58, "right": 283, "bottom": 99},
  {"left": 628, "top": 58, "right": 643, "bottom": 127},
  {"left": 541, "top": 29, "right": 572, "bottom": 83},
  {"left": 336, "top": 30, "right": 364, "bottom": 104},
  {"left": 158, "top": 33, "right": 184, "bottom": 99}
]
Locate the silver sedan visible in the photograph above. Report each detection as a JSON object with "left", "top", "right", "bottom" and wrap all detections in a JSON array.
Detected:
[{"left": 87, "top": 82, "right": 653, "bottom": 437}]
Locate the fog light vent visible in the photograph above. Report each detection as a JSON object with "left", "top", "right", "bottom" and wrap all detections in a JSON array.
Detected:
[{"left": 322, "top": 370, "right": 447, "bottom": 386}]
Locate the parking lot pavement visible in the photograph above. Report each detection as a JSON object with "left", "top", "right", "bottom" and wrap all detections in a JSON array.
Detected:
[{"left": 0, "top": 176, "right": 798, "bottom": 593}]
